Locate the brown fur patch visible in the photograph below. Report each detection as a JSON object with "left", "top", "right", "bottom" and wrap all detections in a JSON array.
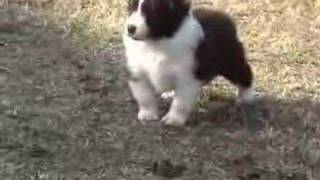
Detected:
[{"left": 194, "top": 8, "right": 253, "bottom": 87}]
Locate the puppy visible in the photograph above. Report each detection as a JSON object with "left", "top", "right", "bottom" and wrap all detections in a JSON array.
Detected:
[{"left": 123, "top": 0, "right": 256, "bottom": 126}]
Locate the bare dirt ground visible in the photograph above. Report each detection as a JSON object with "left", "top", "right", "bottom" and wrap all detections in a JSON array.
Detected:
[{"left": 1, "top": 1, "right": 320, "bottom": 180}]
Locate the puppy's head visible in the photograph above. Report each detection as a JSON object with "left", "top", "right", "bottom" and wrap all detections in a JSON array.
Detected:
[{"left": 125, "top": 0, "right": 190, "bottom": 40}]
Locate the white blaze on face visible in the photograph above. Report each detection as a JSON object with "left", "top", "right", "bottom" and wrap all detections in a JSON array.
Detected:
[{"left": 126, "top": 0, "right": 149, "bottom": 40}]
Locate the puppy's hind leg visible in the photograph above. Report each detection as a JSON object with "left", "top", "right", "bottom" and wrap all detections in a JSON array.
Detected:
[{"left": 220, "top": 61, "right": 258, "bottom": 103}]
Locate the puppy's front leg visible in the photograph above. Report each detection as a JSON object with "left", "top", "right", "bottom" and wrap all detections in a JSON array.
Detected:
[
  {"left": 161, "top": 78, "right": 200, "bottom": 127},
  {"left": 129, "top": 79, "right": 159, "bottom": 123}
]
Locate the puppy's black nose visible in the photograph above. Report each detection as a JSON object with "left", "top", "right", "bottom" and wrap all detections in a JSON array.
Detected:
[{"left": 127, "top": 25, "right": 136, "bottom": 35}]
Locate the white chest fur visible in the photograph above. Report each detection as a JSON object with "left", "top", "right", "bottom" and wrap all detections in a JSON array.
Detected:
[{"left": 123, "top": 13, "right": 204, "bottom": 93}]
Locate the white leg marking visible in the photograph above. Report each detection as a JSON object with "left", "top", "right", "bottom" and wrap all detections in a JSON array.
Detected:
[
  {"left": 238, "top": 86, "right": 258, "bottom": 103},
  {"left": 161, "top": 79, "right": 200, "bottom": 127},
  {"left": 129, "top": 80, "right": 159, "bottom": 123}
]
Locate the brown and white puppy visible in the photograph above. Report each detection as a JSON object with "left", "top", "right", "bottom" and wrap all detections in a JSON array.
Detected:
[{"left": 123, "top": 0, "right": 256, "bottom": 126}]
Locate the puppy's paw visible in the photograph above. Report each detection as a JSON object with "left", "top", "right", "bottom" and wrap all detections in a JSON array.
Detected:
[
  {"left": 238, "top": 88, "right": 261, "bottom": 104},
  {"left": 138, "top": 109, "right": 159, "bottom": 123},
  {"left": 161, "top": 113, "right": 186, "bottom": 127},
  {"left": 160, "top": 91, "right": 175, "bottom": 99}
]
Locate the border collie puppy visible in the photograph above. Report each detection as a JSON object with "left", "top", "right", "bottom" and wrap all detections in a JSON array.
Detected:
[{"left": 123, "top": 0, "right": 256, "bottom": 126}]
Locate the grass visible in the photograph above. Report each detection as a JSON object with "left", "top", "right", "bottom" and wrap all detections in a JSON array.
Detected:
[{"left": 0, "top": 0, "right": 320, "bottom": 179}]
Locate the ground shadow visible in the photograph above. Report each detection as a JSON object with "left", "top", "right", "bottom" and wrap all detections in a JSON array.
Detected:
[{"left": 148, "top": 94, "right": 320, "bottom": 179}]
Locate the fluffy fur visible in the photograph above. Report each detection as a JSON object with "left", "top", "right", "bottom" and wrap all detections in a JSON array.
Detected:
[{"left": 123, "top": 0, "right": 256, "bottom": 126}]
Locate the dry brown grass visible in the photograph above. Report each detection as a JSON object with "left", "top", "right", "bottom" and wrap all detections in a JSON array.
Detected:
[
  {"left": 4, "top": 0, "right": 320, "bottom": 58},
  {"left": 40, "top": 0, "right": 127, "bottom": 46},
  {"left": 1, "top": 0, "right": 127, "bottom": 48}
]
